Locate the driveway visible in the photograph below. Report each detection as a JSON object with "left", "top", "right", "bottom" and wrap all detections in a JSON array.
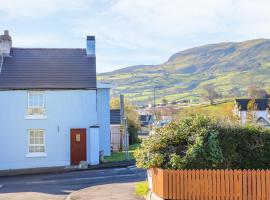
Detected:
[{"left": 0, "top": 166, "right": 146, "bottom": 200}]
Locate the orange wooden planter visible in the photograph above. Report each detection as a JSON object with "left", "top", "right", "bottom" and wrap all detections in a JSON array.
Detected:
[{"left": 151, "top": 168, "right": 270, "bottom": 200}]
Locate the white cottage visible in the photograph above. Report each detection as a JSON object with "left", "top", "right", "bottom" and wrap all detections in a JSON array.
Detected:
[
  {"left": 0, "top": 31, "right": 111, "bottom": 170},
  {"left": 234, "top": 98, "right": 270, "bottom": 126}
]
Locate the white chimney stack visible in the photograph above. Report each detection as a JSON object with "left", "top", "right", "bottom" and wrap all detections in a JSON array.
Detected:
[
  {"left": 86, "top": 36, "right": 95, "bottom": 57},
  {"left": 0, "top": 30, "right": 12, "bottom": 56}
]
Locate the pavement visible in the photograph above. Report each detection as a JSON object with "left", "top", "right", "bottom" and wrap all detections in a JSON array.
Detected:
[
  {"left": 0, "top": 160, "right": 136, "bottom": 177},
  {"left": 67, "top": 182, "right": 143, "bottom": 200},
  {"left": 0, "top": 165, "right": 146, "bottom": 200}
]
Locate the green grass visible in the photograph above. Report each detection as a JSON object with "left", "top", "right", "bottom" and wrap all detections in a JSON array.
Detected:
[
  {"left": 103, "top": 143, "right": 141, "bottom": 163},
  {"left": 135, "top": 181, "right": 149, "bottom": 197}
]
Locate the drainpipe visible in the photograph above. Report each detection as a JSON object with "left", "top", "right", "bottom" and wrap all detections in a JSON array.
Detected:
[{"left": 0, "top": 55, "right": 3, "bottom": 73}]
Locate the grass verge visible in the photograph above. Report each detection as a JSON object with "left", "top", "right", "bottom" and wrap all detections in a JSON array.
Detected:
[
  {"left": 103, "top": 143, "right": 141, "bottom": 163},
  {"left": 135, "top": 181, "right": 148, "bottom": 197}
]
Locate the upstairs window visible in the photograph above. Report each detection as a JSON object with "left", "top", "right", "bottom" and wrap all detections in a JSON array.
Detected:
[
  {"left": 27, "top": 92, "right": 46, "bottom": 117},
  {"left": 28, "top": 92, "right": 44, "bottom": 108}
]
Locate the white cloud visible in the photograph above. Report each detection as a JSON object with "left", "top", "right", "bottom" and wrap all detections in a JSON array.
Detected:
[
  {"left": 13, "top": 34, "right": 66, "bottom": 47},
  {"left": 0, "top": 0, "right": 89, "bottom": 18},
  {"left": 1, "top": 0, "right": 270, "bottom": 72}
]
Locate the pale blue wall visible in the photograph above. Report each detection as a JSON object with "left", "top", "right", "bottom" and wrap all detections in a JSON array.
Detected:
[
  {"left": 0, "top": 90, "right": 99, "bottom": 170},
  {"left": 97, "top": 88, "right": 111, "bottom": 156}
]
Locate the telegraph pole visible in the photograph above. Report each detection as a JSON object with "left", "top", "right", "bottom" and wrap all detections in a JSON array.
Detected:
[
  {"left": 153, "top": 86, "right": 158, "bottom": 121},
  {"left": 120, "top": 95, "right": 129, "bottom": 160}
]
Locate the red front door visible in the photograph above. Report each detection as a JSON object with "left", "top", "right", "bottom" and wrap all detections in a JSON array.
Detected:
[{"left": 70, "top": 129, "right": 87, "bottom": 165}]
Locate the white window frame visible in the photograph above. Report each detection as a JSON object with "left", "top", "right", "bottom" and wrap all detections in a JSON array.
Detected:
[
  {"left": 26, "top": 129, "right": 47, "bottom": 157},
  {"left": 28, "top": 92, "right": 45, "bottom": 108}
]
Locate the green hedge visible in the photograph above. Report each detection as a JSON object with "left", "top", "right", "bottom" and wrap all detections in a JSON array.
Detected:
[{"left": 134, "top": 116, "right": 270, "bottom": 170}]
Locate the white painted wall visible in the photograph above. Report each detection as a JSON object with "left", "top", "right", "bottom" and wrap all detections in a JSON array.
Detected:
[
  {"left": 88, "top": 126, "right": 100, "bottom": 165},
  {"left": 0, "top": 90, "right": 99, "bottom": 170},
  {"left": 239, "top": 110, "right": 269, "bottom": 124},
  {"left": 97, "top": 87, "right": 111, "bottom": 156}
]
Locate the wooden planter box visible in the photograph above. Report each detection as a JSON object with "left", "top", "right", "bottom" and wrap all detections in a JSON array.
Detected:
[{"left": 150, "top": 168, "right": 270, "bottom": 200}]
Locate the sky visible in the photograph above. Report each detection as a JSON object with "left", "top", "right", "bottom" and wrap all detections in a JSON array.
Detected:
[{"left": 0, "top": 0, "right": 270, "bottom": 72}]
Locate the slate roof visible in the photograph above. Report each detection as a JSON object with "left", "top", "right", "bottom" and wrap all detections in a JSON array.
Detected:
[
  {"left": 140, "top": 114, "right": 154, "bottom": 126},
  {"left": 110, "top": 109, "right": 121, "bottom": 125},
  {"left": 0, "top": 48, "right": 96, "bottom": 89},
  {"left": 235, "top": 99, "right": 269, "bottom": 111},
  {"left": 139, "top": 115, "right": 147, "bottom": 122}
]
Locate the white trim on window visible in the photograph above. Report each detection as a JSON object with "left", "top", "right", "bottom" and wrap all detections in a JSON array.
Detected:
[
  {"left": 25, "top": 115, "right": 47, "bottom": 120},
  {"left": 26, "top": 92, "right": 46, "bottom": 118},
  {"left": 26, "top": 152, "right": 47, "bottom": 158},
  {"left": 27, "top": 129, "right": 46, "bottom": 157}
]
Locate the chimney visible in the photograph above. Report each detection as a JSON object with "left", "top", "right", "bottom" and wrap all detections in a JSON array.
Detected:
[
  {"left": 0, "top": 30, "right": 12, "bottom": 56},
  {"left": 86, "top": 36, "right": 95, "bottom": 57}
]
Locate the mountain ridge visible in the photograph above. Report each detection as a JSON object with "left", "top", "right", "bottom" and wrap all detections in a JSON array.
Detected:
[{"left": 98, "top": 38, "right": 270, "bottom": 104}]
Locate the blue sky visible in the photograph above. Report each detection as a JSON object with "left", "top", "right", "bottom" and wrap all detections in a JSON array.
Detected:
[{"left": 1, "top": 0, "right": 270, "bottom": 72}]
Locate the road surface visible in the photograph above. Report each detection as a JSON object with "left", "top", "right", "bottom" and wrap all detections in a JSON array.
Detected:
[{"left": 0, "top": 166, "right": 146, "bottom": 200}]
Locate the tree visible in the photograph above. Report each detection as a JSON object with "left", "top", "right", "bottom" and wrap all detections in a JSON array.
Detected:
[
  {"left": 162, "top": 98, "right": 168, "bottom": 105},
  {"left": 247, "top": 85, "right": 269, "bottom": 99},
  {"left": 203, "top": 84, "right": 220, "bottom": 105},
  {"left": 177, "top": 101, "right": 238, "bottom": 123},
  {"left": 110, "top": 98, "right": 141, "bottom": 144},
  {"left": 246, "top": 99, "right": 258, "bottom": 123},
  {"left": 230, "top": 87, "right": 241, "bottom": 97}
]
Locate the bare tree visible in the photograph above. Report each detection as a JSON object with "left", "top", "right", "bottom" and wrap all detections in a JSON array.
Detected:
[
  {"left": 203, "top": 84, "right": 220, "bottom": 105},
  {"left": 247, "top": 85, "right": 269, "bottom": 99},
  {"left": 230, "top": 87, "right": 241, "bottom": 97}
]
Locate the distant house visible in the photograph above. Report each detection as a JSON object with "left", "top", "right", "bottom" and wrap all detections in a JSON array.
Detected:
[
  {"left": 234, "top": 98, "right": 270, "bottom": 126},
  {"left": 0, "top": 30, "right": 111, "bottom": 170},
  {"left": 154, "top": 116, "right": 173, "bottom": 127},
  {"left": 139, "top": 114, "right": 154, "bottom": 127},
  {"left": 110, "top": 109, "right": 122, "bottom": 152}
]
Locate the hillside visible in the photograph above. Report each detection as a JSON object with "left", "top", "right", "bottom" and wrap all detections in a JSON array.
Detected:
[{"left": 98, "top": 39, "right": 270, "bottom": 104}]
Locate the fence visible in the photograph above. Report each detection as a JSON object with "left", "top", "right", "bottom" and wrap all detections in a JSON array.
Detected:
[
  {"left": 151, "top": 168, "right": 270, "bottom": 200},
  {"left": 110, "top": 125, "right": 121, "bottom": 152}
]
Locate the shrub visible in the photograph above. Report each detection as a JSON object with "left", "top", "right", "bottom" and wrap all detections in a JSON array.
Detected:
[
  {"left": 135, "top": 181, "right": 149, "bottom": 197},
  {"left": 134, "top": 115, "right": 270, "bottom": 170},
  {"left": 128, "top": 118, "right": 141, "bottom": 144}
]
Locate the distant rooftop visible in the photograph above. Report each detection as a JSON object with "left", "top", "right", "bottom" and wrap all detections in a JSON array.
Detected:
[
  {"left": 110, "top": 109, "right": 121, "bottom": 125},
  {"left": 235, "top": 99, "right": 269, "bottom": 111}
]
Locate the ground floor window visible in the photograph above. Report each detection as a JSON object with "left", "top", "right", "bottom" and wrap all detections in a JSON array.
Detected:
[{"left": 28, "top": 129, "right": 45, "bottom": 153}]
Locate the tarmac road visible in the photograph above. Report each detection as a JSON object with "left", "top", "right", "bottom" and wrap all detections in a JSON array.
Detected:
[{"left": 0, "top": 166, "right": 146, "bottom": 200}]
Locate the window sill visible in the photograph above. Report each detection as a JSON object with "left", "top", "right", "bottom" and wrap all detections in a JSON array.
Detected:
[
  {"left": 25, "top": 115, "right": 47, "bottom": 120},
  {"left": 26, "top": 153, "right": 47, "bottom": 158}
]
